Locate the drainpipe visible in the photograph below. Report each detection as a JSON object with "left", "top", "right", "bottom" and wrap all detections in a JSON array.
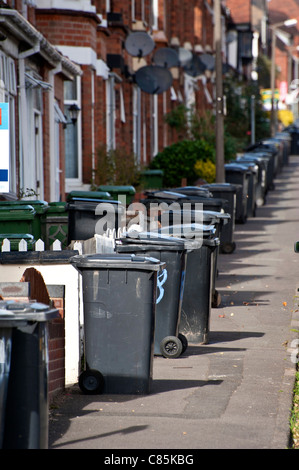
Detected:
[
  {"left": 48, "top": 63, "right": 62, "bottom": 202},
  {"left": 18, "top": 43, "right": 40, "bottom": 193}
]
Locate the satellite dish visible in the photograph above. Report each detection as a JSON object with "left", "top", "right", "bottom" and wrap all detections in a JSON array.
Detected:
[
  {"left": 125, "top": 32, "right": 155, "bottom": 58},
  {"left": 153, "top": 48, "right": 180, "bottom": 68},
  {"left": 135, "top": 65, "right": 173, "bottom": 94},
  {"left": 184, "top": 54, "right": 206, "bottom": 77},
  {"left": 178, "top": 47, "right": 193, "bottom": 67},
  {"left": 199, "top": 53, "right": 215, "bottom": 71}
]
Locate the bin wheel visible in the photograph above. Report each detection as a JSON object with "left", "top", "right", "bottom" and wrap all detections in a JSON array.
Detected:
[
  {"left": 79, "top": 369, "right": 104, "bottom": 395},
  {"left": 160, "top": 336, "right": 183, "bottom": 358},
  {"left": 178, "top": 333, "right": 188, "bottom": 353},
  {"left": 220, "top": 242, "right": 236, "bottom": 254}
]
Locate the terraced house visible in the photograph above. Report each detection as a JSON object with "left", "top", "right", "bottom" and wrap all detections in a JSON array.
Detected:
[{"left": 2, "top": 0, "right": 298, "bottom": 204}]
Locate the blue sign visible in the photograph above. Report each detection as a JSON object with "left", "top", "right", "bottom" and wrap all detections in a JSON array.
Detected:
[{"left": 0, "top": 103, "right": 9, "bottom": 192}]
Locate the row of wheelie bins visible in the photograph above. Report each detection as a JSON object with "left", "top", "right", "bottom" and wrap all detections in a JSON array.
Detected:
[
  {"left": 69, "top": 185, "right": 233, "bottom": 395},
  {"left": 70, "top": 130, "right": 294, "bottom": 397}
]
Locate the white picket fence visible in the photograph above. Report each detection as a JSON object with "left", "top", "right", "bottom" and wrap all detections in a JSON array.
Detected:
[{"left": 0, "top": 227, "right": 127, "bottom": 254}]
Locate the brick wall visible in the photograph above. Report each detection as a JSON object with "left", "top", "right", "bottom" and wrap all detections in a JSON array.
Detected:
[{"left": 0, "top": 274, "right": 66, "bottom": 404}]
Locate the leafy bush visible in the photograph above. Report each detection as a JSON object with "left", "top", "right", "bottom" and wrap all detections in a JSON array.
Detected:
[
  {"left": 150, "top": 139, "right": 215, "bottom": 187},
  {"left": 194, "top": 159, "right": 216, "bottom": 183},
  {"left": 92, "top": 145, "right": 141, "bottom": 187}
]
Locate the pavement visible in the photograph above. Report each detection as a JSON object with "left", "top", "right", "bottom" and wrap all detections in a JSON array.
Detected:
[{"left": 48, "top": 155, "right": 299, "bottom": 451}]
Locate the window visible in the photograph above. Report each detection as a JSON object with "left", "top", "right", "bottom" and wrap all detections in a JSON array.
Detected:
[{"left": 64, "top": 76, "right": 82, "bottom": 182}]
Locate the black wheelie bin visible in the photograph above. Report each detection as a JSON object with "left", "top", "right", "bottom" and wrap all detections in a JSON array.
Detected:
[
  {"left": 159, "top": 223, "right": 220, "bottom": 343},
  {"left": 225, "top": 164, "right": 251, "bottom": 223},
  {"left": 67, "top": 192, "right": 125, "bottom": 243},
  {"left": 1, "top": 300, "right": 59, "bottom": 449},
  {"left": 115, "top": 232, "right": 201, "bottom": 358},
  {"left": 71, "top": 253, "right": 165, "bottom": 394}
]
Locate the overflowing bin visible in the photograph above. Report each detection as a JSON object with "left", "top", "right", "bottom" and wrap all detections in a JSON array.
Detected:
[
  {"left": 67, "top": 191, "right": 125, "bottom": 243},
  {"left": 1, "top": 300, "right": 59, "bottom": 449},
  {"left": 115, "top": 232, "right": 201, "bottom": 358},
  {"left": 71, "top": 253, "right": 165, "bottom": 394}
]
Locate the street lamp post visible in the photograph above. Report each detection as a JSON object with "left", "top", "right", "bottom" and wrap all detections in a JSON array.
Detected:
[{"left": 270, "top": 18, "right": 297, "bottom": 136}]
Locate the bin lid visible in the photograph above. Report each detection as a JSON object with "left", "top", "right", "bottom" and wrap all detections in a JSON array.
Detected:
[
  {"left": 171, "top": 186, "right": 213, "bottom": 198},
  {"left": 97, "top": 185, "right": 136, "bottom": 195},
  {"left": 67, "top": 190, "right": 112, "bottom": 201},
  {"left": 46, "top": 202, "right": 67, "bottom": 214},
  {"left": 233, "top": 160, "right": 258, "bottom": 173},
  {"left": 141, "top": 169, "right": 164, "bottom": 176},
  {"left": 202, "top": 183, "right": 237, "bottom": 193},
  {"left": 225, "top": 163, "right": 252, "bottom": 174},
  {"left": 0, "top": 204, "right": 36, "bottom": 220},
  {"left": 0, "top": 300, "right": 59, "bottom": 322},
  {"left": 160, "top": 209, "right": 230, "bottom": 224},
  {"left": 70, "top": 253, "right": 166, "bottom": 271},
  {"left": 117, "top": 231, "right": 202, "bottom": 250},
  {"left": 145, "top": 190, "right": 189, "bottom": 200},
  {"left": 159, "top": 223, "right": 216, "bottom": 238},
  {"left": 159, "top": 225, "right": 220, "bottom": 246},
  {"left": 67, "top": 199, "right": 125, "bottom": 213}
]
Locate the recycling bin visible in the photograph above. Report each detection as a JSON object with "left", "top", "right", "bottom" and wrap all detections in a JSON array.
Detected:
[
  {"left": 41, "top": 202, "right": 68, "bottom": 249},
  {"left": 0, "top": 201, "right": 48, "bottom": 241},
  {"left": 201, "top": 183, "right": 237, "bottom": 253},
  {"left": 170, "top": 186, "right": 213, "bottom": 198},
  {"left": 0, "top": 204, "right": 36, "bottom": 237},
  {"left": 97, "top": 185, "right": 136, "bottom": 205},
  {"left": 115, "top": 232, "right": 201, "bottom": 358},
  {"left": 71, "top": 253, "right": 165, "bottom": 394},
  {"left": 1, "top": 300, "right": 59, "bottom": 449},
  {"left": 232, "top": 161, "right": 259, "bottom": 218},
  {"left": 225, "top": 164, "right": 251, "bottom": 223},
  {"left": 275, "top": 133, "right": 291, "bottom": 166},
  {"left": 67, "top": 196, "right": 125, "bottom": 243},
  {"left": 0, "top": 233, "right": 35, "bottom": 251},
  {"left": 140, "top": 169, "right": 164, "bottom": 189}
]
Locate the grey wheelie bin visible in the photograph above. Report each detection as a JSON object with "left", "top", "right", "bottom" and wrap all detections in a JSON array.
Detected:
[
  {"left": 0, "top": 307, "right": 29, "bottom": 448},
  {"left": 67, "top": 195, "right": 125, "bottom": 243},
  {"left": 201, "top": 183, "right": 237, "bottom": 253},
  {"left": 232, "top": 160, "right": 258, "bottom": 218},
  {"left": 285, "top": 125, "right": 299, "bottom": 155},
  {"left": 71, "top": 253, "right": 165, "bottom": 394},
  {"left": 236, "top": 155, "right": 267, "bottom": 207},
  {"left": 1, "top": 300, "right": 59, "bottom": 449},
  {"left": 115, "top": 232, "right": 201, "bottom": 358},
  {"left": 225, "top": 164, "right": 251, "bottom": 223},
  {"left": 243, "top": 150, "right": 275, "bottom": 194},
  {"left": 159, "top": 208, "right": 229, "bottom": 306},
  {"left": 161, "top": 224, "right": 219, "bottom": 344}
]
